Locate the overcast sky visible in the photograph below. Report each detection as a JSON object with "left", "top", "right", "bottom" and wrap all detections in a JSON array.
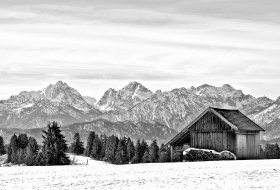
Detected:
[{"left": 0, "top": 0, "right": 280, "bottom": 100}]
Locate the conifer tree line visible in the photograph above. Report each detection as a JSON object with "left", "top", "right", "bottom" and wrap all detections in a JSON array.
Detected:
[
  {"left": 1, "top": 125, "right": 170, "bottom": 166},
  {"left": 82, "top": 132, "right": 171, "bottom": 164},
  {"left": 2, "top": 125, "right": 280, "bottom": 165},
  {"left": 3, "top": 121, "right": 70, "bottom": 166}
]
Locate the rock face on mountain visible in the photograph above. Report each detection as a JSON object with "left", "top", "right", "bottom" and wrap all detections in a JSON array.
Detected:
[
  {"left": 100, "top": 84, "right": 274, "bottom": 133},
  {"left": 0, "top": 80, "right": 279, "bottom": 142},
  {"left": 252, "top": 97, "right": 280, "bottom": 140},
  {"left": 82, "top": 96, "right": 97, "bottom": 107},
  {"left": 0, "top": 81, "right": 101, "bottom": 129},
  {"left": 97, "top": 81, "right": 153, "bottom": 111}
]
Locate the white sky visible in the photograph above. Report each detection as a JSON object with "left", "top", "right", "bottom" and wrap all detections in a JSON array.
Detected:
[{"left": 0, "top": 0, "right": 280, "bottom": 100}]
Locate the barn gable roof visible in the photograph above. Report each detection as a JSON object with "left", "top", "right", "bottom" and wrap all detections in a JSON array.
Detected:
[
  {"left": 166, "top": 107, "right": 264, "bottom": 146},
  {"left": 210, "top": 107, "right": 265, "bottom": 132}
]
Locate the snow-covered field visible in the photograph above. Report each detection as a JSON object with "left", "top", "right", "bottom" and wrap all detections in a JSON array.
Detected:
[{"left": 1, "top": 155, "right": 280, "bottom": 190}]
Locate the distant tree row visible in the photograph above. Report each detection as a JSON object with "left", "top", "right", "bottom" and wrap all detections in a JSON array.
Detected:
[
  {"left": 260, "top": 143, "right": 280, "bottom": 159},
  {"left": 72, "top": 131, "right": 172, "bottom": 164},
  {"left": 3, "top": 129, "right": 280, "bottom": 165},
  {"left": 5, "top": 121, "right": 70, "bottom": 166}
]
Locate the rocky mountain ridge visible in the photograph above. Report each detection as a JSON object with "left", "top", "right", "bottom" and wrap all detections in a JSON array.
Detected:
[
  {"left": 97, "top": 81, "right": 153, "bottom": 111},
  {"left": 98, "top": 82, "right": 278, "bottom": 141},
  {"left": 0, "top": 81, "right": 101, "bottom": 129},
  {"left": 0, "top": 81, "right": 279, "bottom": 142}
]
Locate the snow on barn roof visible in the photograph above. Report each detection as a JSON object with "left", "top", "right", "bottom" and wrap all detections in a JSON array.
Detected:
[{"left": 166, "top": 107, "right": 264, "bottom": 146}]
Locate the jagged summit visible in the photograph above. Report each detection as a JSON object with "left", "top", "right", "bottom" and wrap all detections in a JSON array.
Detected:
[
  {"left": 196, "top": 84, "right": 213, "bottom": 90},
  {"left": 97, "top": 81, "right": 153, "bottom": 111},
  {"left": 195, "top": 84, "right": 236, "bottom": 91},
  {"left": 222, "top": 84, "right": 235, "bottom": 90},
  {"left": 105, "top": 88, "right": 117, "bottom": 94},
  {"left": 0, "top": 81, "right": 100, "bottom": 129},
  {"left": 123, "top": 81, "right": 151, "bottom": 92},
  {"left": 55, "top": 80, "right": 68, "bottom": 87},
  {"left": 124, "top": 81, "right": 142, "bottom": 89}
]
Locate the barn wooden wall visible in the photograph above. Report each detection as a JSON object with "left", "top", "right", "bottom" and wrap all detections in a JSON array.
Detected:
[
  {"left": 189, "top": 111, "right": 236, "bottom": 153},
  {"left": 236, "top": 132, "right": 260, "bottom": 159},
  {"left": 190, "top": 131, "right": 236, "bottom": 153}
]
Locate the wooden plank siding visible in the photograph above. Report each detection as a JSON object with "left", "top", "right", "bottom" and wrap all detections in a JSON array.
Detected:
[
  {"left": 189, "top": 111, "right": 236, "bottom": 153},
  {"left": 236, "top": 132, "right": 260, "bottom": 159}
]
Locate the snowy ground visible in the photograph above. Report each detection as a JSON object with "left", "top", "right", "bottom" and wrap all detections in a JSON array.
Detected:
[{"left": 1, "top": 155, "right": 280, "bottom": 190}]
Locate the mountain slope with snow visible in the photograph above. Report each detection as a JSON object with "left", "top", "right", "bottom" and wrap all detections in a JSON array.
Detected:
[
  {"left": 0, "top": 81, "right": 101, "bottom": 129},
  {"left": 97, "top": 81, "right": 153, "bottom": 111},
  {"left": 0, "top": 81, "right": 279, "bottom": 142},
  {"left": 252, "top": 97, "right": 280, "bottom": 140},
  {"left": 100, "top": 84, "right": 274, "bottom": 132}
]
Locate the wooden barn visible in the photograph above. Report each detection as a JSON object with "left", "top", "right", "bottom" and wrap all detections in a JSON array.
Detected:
[{"left": 166, "top": 107, "right": 265, "bottom": 159}]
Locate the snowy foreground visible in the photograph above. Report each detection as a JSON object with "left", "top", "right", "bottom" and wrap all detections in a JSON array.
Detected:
[{"left": 1, "top": 155, "right": 280, "bottom": 190}]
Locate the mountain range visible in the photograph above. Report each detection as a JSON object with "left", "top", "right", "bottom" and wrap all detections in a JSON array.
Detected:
[{"left": 0, "top": 81, "right": 279, "bottom": 144}]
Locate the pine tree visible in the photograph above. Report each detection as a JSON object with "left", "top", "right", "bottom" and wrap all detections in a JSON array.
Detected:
[
  {"left": 0, "top": 136, "right": 5, "bottom": 155},
  {"left": 15, "top": 133, "right": 29, "bottom": 164},
  {"left": 115, "top": 138, "right": 128, "bottom": 165},
  {"left": 139, "top": 140, "right": 149, "bottom": 162},
  {"left": 166, "top": 146, "right": 171, "bottom": 162},
  {"left": 115, "top": 139, "right": 125, "bottom": 165},
  {"left": 149, "top": 140, "right": 159, "bottom": 163},
  {"left": 25, "top": 137, "right": 39, "bottom": 166},
  {"left": 127, "top": 137, "right": 135, "bottom": 163},
  {"left": 17, "top": 148, "right": 27, "bottom": 164},
  {"left": 100, "top": 134, "right": 107, "bottom": 159},
  {"left": 121, "top": 137, "right": 129, "bottom": 164},
  {"left": 85, "top": 131, "right": 95, "bottom": 156},
  {"left": 18, "top": 134, "right": 29, "bottom": 149},
  {"left": 104, "top": 135, "right": 118, "bottom": 163},
  {"left": 142, "top": 150, "right": 150, "bottom": 163},
  {"left": 91, "top": 135, "right": 102, "bottom": 160},
  {"left": 35, "top": 152, "right": 46, "bottom": 166},
  {"left": 70, "top": 133, "right": 85, "bottom": 155},
  {"left": 42, "top": 121, "right": 70, "bottom": 165},
  {"left": 158, "top": 144, "right": 170, "bottom": 163},
  {"left": 131, "top": 140, "right": 141, "bottom": 164},
  {"left": 7, "top": 134, "right": 19, "bottom": 164}
]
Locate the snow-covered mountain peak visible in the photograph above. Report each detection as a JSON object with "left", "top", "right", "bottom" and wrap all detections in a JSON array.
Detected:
[
  {"left": 0, "top": 81, "right": 101, "bottom": 129},
  {"left": 122, "top": 81, "right": 151, "bottom": 93},
  {"left": 188, "top": 86, "right": 196, "bottom": 91},
  {"left": 54, "top": 80, "right": 68, "bottom": 88},
  {"left": 155, "top": 90, "right": 162, "bottom": 94},
  {"left": 192, "top": 84, "right": 244, "bottom": 99},
  {"left": 105, "top": 88, "right": 117, "bottom": 95},
  {"left": 196, "top": 84, "right": 213, "bottom": 90},
  {"left": 222, "top": 84, "right": 235, "bottom": 91},
  {"left": 41, "top": 81, "right": 82, "bottom": 103},
  {"left": 121, "top": 81, "right": 153, "bottom": 101},
  {"left": 97, "top": 82, "right": 153, "bottom": 111}
]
